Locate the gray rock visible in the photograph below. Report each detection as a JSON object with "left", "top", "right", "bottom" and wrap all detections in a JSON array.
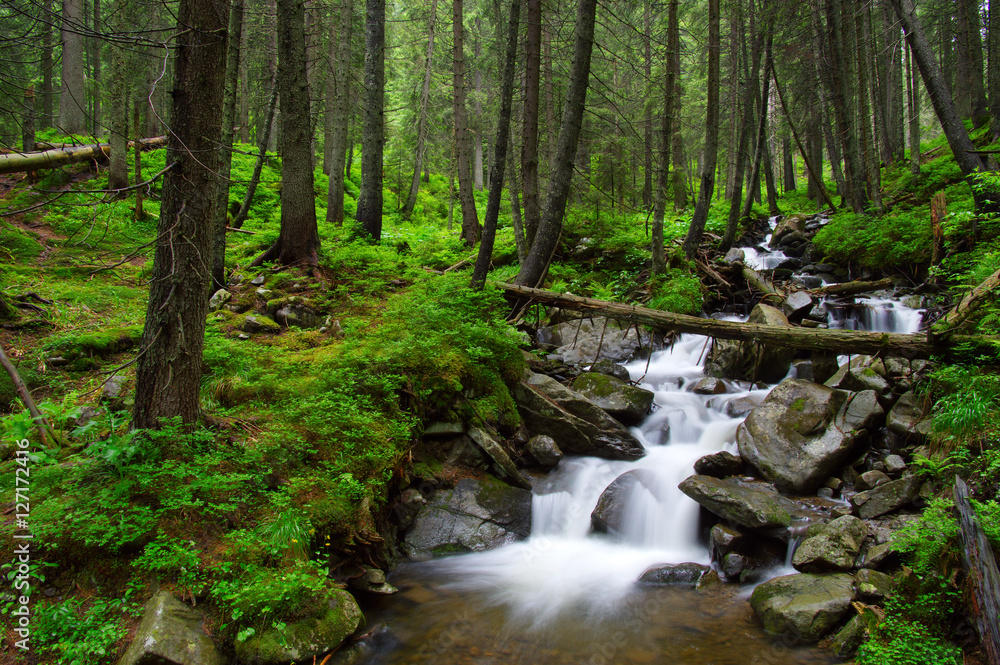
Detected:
[
  {"left": 208, "top": 289, "right": 231, "bottom": 312},
  {"left": 736, "top": 379, "right": 883, "bottom": 494},
  {"left": 750, "top": 573, "right": 857, "bottom": 642},
  {"left": 404, "top": 477, "right": 532, "bottom": 558},
  {"left": 855, "top": 568, "right": 896, "bottom": 601},
  {"left": 638, "top": 562, "right": 712, "bottom": 587},
  {"left": 770, "top": 215, "right": 808, "bottom": 248},
  {"left": 536, "top": 317, "right": 651, "bottom": 365},
  {"left": 525, "top": 434, "right": 563, "bottom": 468},
  {"left": 855, "top": 470, "right": 891, "bottom": 492},
  {"left": 101, "top": 375, "right": 127, "bottom": 403},
  {"left": 514, "top": 371, "right": 645, "bottom": 460},
  {"left": 825, "top": 363, "right": 891, "bottom": 399},
  {"left": 467, "top": 427, "right": 532, "bottom": 490},
  {"left": 884, "top": 454, "right": 907, "bottom": 475},
  {"left": 588, "top": 358, "right": 631, "bottom": 382},
  {"left": 571, "top": 372, "right": 655, "bottom": 425},
  {"left": 116, "top": 591, "right": 225, "bottom": 665},
  {"left": 241, "top": 314, "right": 280, "bottom": 334},
  {"left": 423, "top": 421, "right": 466, "bottom": 437},
  {"left": 792, "top": 515, "right": 866, "bottom": 572},
  {"left": 693, "top": 450, "right": 743, "bottom": 478},
  {"left": 592, "top": 470, "right": 666, "bottom": 535},
  {"left": 886, "top": 391, "right": 934, "bottom": 445},
  {"left": 705, "top": 304, "right": 796, "bottom": 383},
  {"left": 250, "top": 274, "right": 266, "bottom": 286},
  {"left": 829, "top": 615, "right": 866, "bottom": 657},
  {"left": 692, "top": 378, "right": 727, "bottom": 395},
  {"left": 725, "top": 395, "right": 761, "bottom": 418},
  {"left": 723, "top": 248, "right": 746, "bottom": 264},
  {"left": 348, "top": 566, "right": 398, "bottom": 595},
  {"left": 678, "top": 475, "right": 794, "bottom": 530},
  {"left": 275, "top": 304, "right": 321, "bottom": 329},
  {"left": 782, "top": 290, "right": 815, "bottom": 323},
  {"left": 849, "top": 474, "right": 923, "bottom": 519},
  {"left": 234, "top": 588, "right": 362, "bottom": 665},
  {"left": 710, "top": 523, "right": 745, "bottom": 562}
]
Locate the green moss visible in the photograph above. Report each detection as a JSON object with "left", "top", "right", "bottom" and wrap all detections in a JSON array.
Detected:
[{"left": 791, "top": 397, "right": 807, "bottom": 411}]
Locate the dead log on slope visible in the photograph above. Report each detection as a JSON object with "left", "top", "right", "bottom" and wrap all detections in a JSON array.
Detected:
[
  {"left": 0, "top": 137, "right": 167, "bottom": 175},
  {"left": 937, "top": 266, "right": 1000, "bottom": 332},
  {"left": 954, "top": 476, "right": 1000, "bottom": 665},
  {"left": 496, "top": 282, "right": 998, "bottom": 359}
]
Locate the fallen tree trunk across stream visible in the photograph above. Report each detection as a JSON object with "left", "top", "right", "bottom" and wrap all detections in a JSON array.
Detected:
[{"left": 497, "top": 282, "right": 998, "bottom": 359}]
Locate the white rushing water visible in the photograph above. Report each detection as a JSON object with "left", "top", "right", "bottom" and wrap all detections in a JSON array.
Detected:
[{"left": 428, "top": 334, "right": 771, "bottom": 626}]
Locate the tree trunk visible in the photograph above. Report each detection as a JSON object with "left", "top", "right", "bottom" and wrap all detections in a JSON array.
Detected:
[
  {"left": 257, "top": 0, "right": 319, "bottom": 265},
  {"left": 471, "top": 0, "right": 519, "bottom": 289},
  {"left": 514, "top": 0, "right": 597, "bottom": 287},
  {"left": 41, "top": 0, "right": 54, "bottom": 127},
  {"left": 90, "top": 0, "right": 102, "bottom": 135},
  {"left": 782, "top": 136, "right": 795, "bottom": 193},
  {"left": 356, "top": 0, "right": 386, "bottom": 241},
  {"left": 953, "top": 477, "right": 1000, "bottom": 665},
  {"left": 880, "top": 0, "right": 905, "bottom": 163},
  {"left": 826, "top": 0, "right": 868, "bottom": 213},
  {"left": 211, "top": 0, "right": 245, "bottom": 291},
  {"left": 740, "top": 34, "right": 773, "bottom": 230},
  {"left": 233, "top": 80, "right": 278, "bottom": 229},
  {"left": 642, "top": 0, "right": 652, "bottom": 209},
  {"left": 651, "top": 0, "right": 678, "bottom": 274},
  {"left": 671, "top": 61, "right": 687, "bottom": 211},
  {"left": 890, "top": 0, "right": 998, "bottom": 214},
  {"left": 682, "top": 0, "right": 720, "bottom": 258},
  {"left": 990, "top": 0, "right": 1000, "bottom": 142},
  {"left": 107, "top": 7, "right": 132, "bottom": 192},
  {"left": 21, "top": 89, "right": 36, "bottom": 154},
  {"left": 508, "top": 127, "right": 527, "bottom": 264},
  {"left": 133, "top": 0, "right": 227, "bottom": 430},
  {"left": 453, "top": 0, "right": 480, "bottom": 247},
  {"left": 521, "top": 0, "right": 542, "bottom": 248},
  {"left": 473, "top": 22, "right": 484, "bottom": 191},
  {"left": 402, "top": 0, "right": 437, "bottom": 220},
  {"left": 722, "top": 12, "right": 760, "bottom": 253},
  {"left": 59, "top": 0, "right": 87, "bottom": 134},
  {"left": 0, "top": 345, "right": 54, "bottom": 447},
  {"left": 326, "top": 0, "right": 353, "bottom": 227},
  {"left": 857, "top": 1, "right": 883, "bottom": 213}
]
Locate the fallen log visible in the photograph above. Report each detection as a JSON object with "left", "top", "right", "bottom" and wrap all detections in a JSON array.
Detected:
[
  {"left": 937, "top": 266, "right": 1000, "bottom": 332},
  {"left": 496, "top": 282, "right": 999, "bottom": 359},
  {"left": 954, "top": 476, "right": 1000, "bottom": 665},
  {"left": 808, "top": 278, "right": 896, "bottom": 298},
  {"left": 0, "top": 137, "right": 167, "bottom": 175},
  {"left": 0, "top": 344, "right": 54, "bottom": 447}
]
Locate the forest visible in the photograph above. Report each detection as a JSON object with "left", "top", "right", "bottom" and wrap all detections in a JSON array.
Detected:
[{"left": 0, "top": 0, "right": 999, "bottom": 662}]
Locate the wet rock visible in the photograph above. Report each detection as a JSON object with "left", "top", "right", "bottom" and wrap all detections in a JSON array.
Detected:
[
  {"left": 693, "top": 451, "right": 743, "bottom": 478},
  {"left": 678, "top": 475, "right": 794, "bottom": 530},
  {"left": 705, "top": 304, "right": 796, "bottom": 383},
  {"left": 782, "top": 290, "right": 815, "bottom": 324},
  {"left": 750, "top": 573, "right": 856, "bottom": 642},
  {"left": 858, "top": 514, "right": 920, "bottom": 569},
  {"left": 725, "top": 395, "right": 761, "bottom": 418},
  {"left": 525, "top": 434, "right": 563, "bottom": 469},
  {"left": 829, "top": 614, "right": 866, "bottom": 657},
  {"left": 736, "top": 379, "right": 883, "bottom": 494},
  {"left": 591, "top": 470, "right": 666, "bottom": 536},
  {"left": 710, "top": 523, "right": 745, "bottom": 562},
  {"left": 116, "top": 591, "right": 225, "bottom": 665},
  {"left": 825, "top": 363, "right": 891, "bottom": 402},
  {"left": 791, "top": 515, "right": 866, "bottom": 573},
  {"left": 886, "top": 391, "right": 934, "bottom": 446},
  {"left": 588, "top": 358, "right": 631, "bottom": 382},
  {"left": 770, "top": 215, "right": 807, "bottom": 248},
  {"left": 638, "top": 562, "right": 712, "bottom": 587},
  {"left": 514, "top": 371, "right": 645, "bottom": 460},
  {"left": 849, "top": 474, "right": 923, "bottom": 519},
  {"left": 855, "top": 568, "right": 896, "bottom": 601},
  {"left": 571, "top": 372, "right": 655, "bottom": 425},
  {"left": 855, "top": 470, "right": 891, "bottom": 492},
  {"left": 234, "top": 588, "right": 362, "bottom": 665},
  {"left": 467, "top": 427, "right": 532, "bottom": 490},
  {"left": 404, "top": 477, "right": 532, "bottom": 558},
  {"left": 883, "top": 454, "right": 906, "bottom": 475},
  {"left": 348, "top": 566, "right": 398, "bottom": 595},
  {"left": 724, "top": 248, "right": 746, "bottom": 264},
  {"left": 692, "top": 378, "right": 727, "bottom": 395},
  {"left": 536, "top": 317, "right": 651, "bottom": 365}
]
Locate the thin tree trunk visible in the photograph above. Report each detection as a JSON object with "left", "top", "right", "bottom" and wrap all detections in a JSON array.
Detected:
[
  {"left": 825, "top": 0, "right": 868, "bottom": 212},
  {"left": 107, "top": 10, "right": 131, "bottom": 192},
  {"left": 233, "top": 79, "right": 278, "bottom": 229},
  {"left": 133, "top": 107, "right": 144, "bottom": 220},
  {"left": 671, "top": 59, "right": 686, "bottom": 211},
  {"left": 722, "top": 11, "right": 760, "bottom": 253},
  {"left": 857, "top": 2, "right": 883, "bottom": 213},
  {"left": 682, "top": 0, "right": 720, "bottom": 258},
  {"left": 508, "top": 127, "right": 527, "bottom": 264},
  {"left": 22, "top": 89, "right": 36, "bottom": 154},
  {"left": 651, "top": 0, "right": 678, "bottom": 274},
  {"left": 741, "top": 38, "right": 774, "bottom": 224},
  {"left": 326, "top": 0, "right": 353, "bottom": 226},
  {"left": 453, "top": 0, "right": 480, "bottom": 247},
  {"left": 41, "top": 0, "right": 54, "bottom": 126},
  {"left": 402, "top": 0, "right": 438, "bottom": 220},
  {"left": 642, "top": 0, "right": 652, "bottom": 209},
  {"left": 514, "top": 0, "right": 598, "bottom": 287},
  {"left": 521, "top": 0, "right": 542, "bottom": 247},
  {"left": 0, "top": 345, "right": 54, "bottom": 447},
  {"left": 59, "top": 0, "right": 87, "bottom": 134},
  {"left": 473, "top": 21, "right": 484, "bottom": 191},
  {"left": 990, "top": 0, "right": 1000, "bottom": 142},
  {"left": 356, "top": 0, "right": 386, "bottom": 240},
  {"left": 471, "top": 0, "right": 519, "bottom": 289},
  {"left": 91, "top": 0, "right": 102, "bottom": 135}
]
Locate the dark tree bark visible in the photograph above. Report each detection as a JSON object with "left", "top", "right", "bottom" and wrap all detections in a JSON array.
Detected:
[
  {"left": 254, "top": 0, "right": 320, "bottom": 265},
  {"left": 682, "top": 0, "right": 720, "bottom": 258},
  {"left": 453, "top": 0, "right": 480, "bottom": 247},
  {"left": 671, "top": 61, "right": 687, "bottom": 210},
  {"left": 782, "top": 136, "right": 795, "bottom": 193},
  {"left": 891, "top": 0, "right": 998, "bottom": 213},
  {"left": 991, "top": 0, "right": 1000, "bottom": 142},
  {"left": 133, "top": 0, "right": 227, "bottom": 430},
  {"left": 233, "top": 79, "right": 278, "bottom": 230},
  {"left": 210, "top": 0, "right": 245, "bottom": 291},
  {"left": 642, "top": 0, "right": 652, "bottom": 209},
  {"left": 41, "top": 0, "right": 53, "bottom": 126},
  {"left": 356, "top": 0, "right": 386, "bottom": 241},
  {"left": 59, "top": 0, "right": 87, "bottom": 133},
  {"left": 325, "top": 0, "right": 353, "bottom": 227},
  {"left": 856, "top": 2, "right": 883, "bottom": 213},
  {"left": 652, "top": 0, "right": 679, "bottom": 274},
  {"left": 521, "top": 0, "right": 542, "bottom": 247},
  {"left": 472, "top": 20, "right": 484, "bottom": 191},
  {"left": 90, "top": 0, "right": 102, "bottom": 135},
  {"left": 880, "top": 0, "right": 905, "bottom": 163},
  {"left": 742, "top": 37, "right": 776, "bottom": 224},
  {"left": 514, "top": 0, "right": 598, "bottom": 287},
  {"left": 401, "top": 0, "right": 438, "bottom": 220},
  {"left": 471, "top": 0, "right": 519, "bottom": 289},
  {"left": 825, "top": 0, "right": 868, "bottom": 212},
  {"left": 955, "top": 0, "right": 988, "bottom": 126},
  {"left": 906, "top": 39, "right": 921, "bottom": 174},
  {"left": 107, "top": 5, "right": 132, "bottom": 192}
]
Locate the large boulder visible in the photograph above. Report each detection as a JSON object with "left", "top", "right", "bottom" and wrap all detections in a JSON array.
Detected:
[
  {"left": 736, "top": 379, "right": 884, "bottom": 494},
  {"left": 524, "top": 434, "right": 563, "bottom": 469},
  {"left": 404, "top": 477, "right": 532, "bottom": 558},
  {"left": 791, "top": 515, "right": 866, "bottom": 572},
  {"left": 750, "top": 573, "right": 857, "bottom": 642},
  {"left": 570, "top": 372, "right": 655, "bottom": 425},
  {"left": 234, "top": 588, "right": 362, "bottom": 665},
  {"left": 886, "top": 391, "right": 934, "bottom": 446},
  {"left": 705, "top": 304, "right": 796, "bottom": 383},
  {"left": 849, "top": 474, "right": 924, "bottom": 519},
  {"left": 677, "top": 475, "right": 794, "bottom": 530},
  {"left": 591, "top": 470, "right": 665, "bottom": 535},
  {"left": 514, "top": 371, "right": 645, "bottom": 460},
  {"left": 116, "top": 591, "right": 226, "bottom": 665},
  {"left": 537, "top": 316, "right": 651, "bottom": 364}
]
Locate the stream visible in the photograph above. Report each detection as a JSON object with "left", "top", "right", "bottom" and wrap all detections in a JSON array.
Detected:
[{"left": 352, "top": 224, "right": 924, "bottom": 665}]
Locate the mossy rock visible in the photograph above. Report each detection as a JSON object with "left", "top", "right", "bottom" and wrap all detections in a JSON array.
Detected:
[
  {"left": 44, "top": 326, "right": 142, "bottom": 369},
  {"left": 233, "top": 588, "right": 362, "bottom": 665},
  {"left": 238, "top": 313, "right": 281, "bottom": 335}
]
